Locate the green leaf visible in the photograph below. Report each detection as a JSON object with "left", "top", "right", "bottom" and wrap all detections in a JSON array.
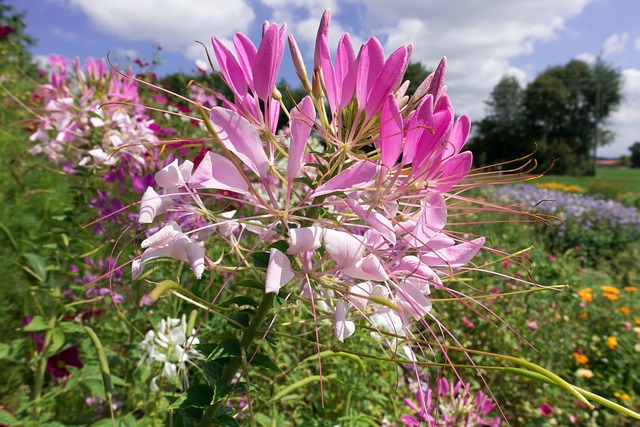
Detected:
[
  {"left": 48, "top": 329, "right": 65, "bottom": 354},
  {"left": 219, "top": 296, "right": 258, "bottom": 309},
  {"left": 250, "top": 251, "right": 270, "bottom": 269},
  {"left": 22, "top": 253, "right": 48, "bottom": 282},
  {"left": 0, "top": 409, "right": 18, "bottom": 426},
  {"left": 230, "top": 279, "right": 264, "bottom": 290},
  {"left": 169, "top": 384, "right": 214, "bottom": 409},
  {"left": 250, "top": 353, "right": 279, "bottom": 371},
  {"left": 210, "top": 336, "right": 242, "bottom": 360},
  {"left": 23, "top": 315, "right": 49, "bottom": 332}
]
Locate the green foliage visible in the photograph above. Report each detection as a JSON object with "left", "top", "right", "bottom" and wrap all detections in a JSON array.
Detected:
[
  {"left": 629, "top": 142, "right": 640, "bottom": 168},
  {"left": 469, "top": 59, "right": 623, "bottom": 176}
]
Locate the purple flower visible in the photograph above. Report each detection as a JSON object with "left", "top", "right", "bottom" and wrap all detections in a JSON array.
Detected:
[{"left": 47, "top": 346, "right": 83, "bottom": 378}]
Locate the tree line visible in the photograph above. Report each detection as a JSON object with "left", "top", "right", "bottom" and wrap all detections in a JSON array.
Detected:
[{"left": 467, "top": 59, "right": 623, "bottom": 176}]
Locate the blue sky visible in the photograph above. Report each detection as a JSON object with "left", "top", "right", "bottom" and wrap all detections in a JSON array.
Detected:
[{"left": 9, "top": 0, "right": 640, "bottom": 158}]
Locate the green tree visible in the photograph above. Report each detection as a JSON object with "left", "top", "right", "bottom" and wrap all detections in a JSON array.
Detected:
[
  {"left": 467, "top": 76, "right": 530, "bottom": 166},
  {"left": 630, "top": 142, "right": 640, "bottom": 168},
  {"left": 0, "top": 0, "right": 36, "bottom": 76},
  {"left": 523, "top": 58, "right": 622, "bottom": 175}
]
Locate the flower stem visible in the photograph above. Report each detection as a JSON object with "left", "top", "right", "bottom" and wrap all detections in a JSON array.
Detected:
[{"left": 199, "top": 291, "right": 275, "bottom": 426}]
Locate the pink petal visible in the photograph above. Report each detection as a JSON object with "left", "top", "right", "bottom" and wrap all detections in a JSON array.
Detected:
[
  {"left": 349, "top": 282, "right": 373, "bottom": 312},
  {"left": 287, "top": 96, "right": 315, "bottom": 180},
  {"left": 413, "top": 107, "right": 453, "bottom": 169},
  {"left": 344, "top": 253, "right": 388, "bottom": 281},
  {"left": 211, "top": 37, "right": 248, "bottom": 97},
  {"left": 345, "top": 198, "right": 396, "bottom": 245},
  {"left": 364, "top": 45, "right": 408, "bottom": 118},
  {"left": 253, "top": 23, "right": 286, "bottom": 101},
  {"left": 319, "top": 35, "right": 338, "bottom": 112},
  {"left": 185, "top": 243, "right": 206, "bottom": 279},
  {"left": 314, "top": 9, "right": 331, "bottom": 70},
  {"left": 397, "top": 280, "right": 432, "bottom": 318},
  {"left": 265, "top": 248, "right": 294, "bottom": 294},
  {"left": 379, "top": 94, "right": 403, "bottom": 168},
  {"left": 442, "top": 115, "right": 470, "bottom": 159},
  {"left": 233, "top": 33, "right": 257, "bottom": 87},
  {"left": 422, "top": 237, "right": 485, "bottom": 267},
  {"left": 335, "top": 33, "right": 357, "bottom": 108},
  {"left": 402, "top": 96, "right": 433, "bottom": 165},
  {"left": 287, "top": 225, "right": 323, "bottom": 254},
  {"left": 356, "top": 37, "right": 385, "bottom": 109},
  {"left": 155, "top": 159, "right": 193, "bottom": 189},
  {"left": 433, "top": 150, "right": 473, "bottom": 192},
  {"left": 188, "top": 151, "right": 251, "bottom": 196},
  {"left": 334, "top": 299, "right": 355, "bottom": 342},
  {"left": 323, "top": 229, "right": 365, "bottom": 269},
  {"left": 141, "top": 221, "right": 183, "bottom": 249},
  {"left": 312, "top": 160, "right": 378, "bottom": 198},
  {"left": 209, "top": 107, "right": 269, "bottom": 178},
  {"left": 139, "top": 186, "right": 169, "bottom": 224}
]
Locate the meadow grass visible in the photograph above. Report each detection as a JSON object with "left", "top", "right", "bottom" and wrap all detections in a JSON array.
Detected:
[{"left": 535, "top": 167, "right": 640, "bottom": 193}]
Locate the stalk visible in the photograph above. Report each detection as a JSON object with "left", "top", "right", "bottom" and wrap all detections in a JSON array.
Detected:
[{"left": 198, "top": 292, "right": 275, "bottom": 426}]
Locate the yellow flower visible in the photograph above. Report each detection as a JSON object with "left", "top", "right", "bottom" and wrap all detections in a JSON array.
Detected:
[
  {"left": 624, "top": 286, "right": 638, "bottom": 293},
  {"left": 619, "top": 306, "right": 631, "bottom": 315},
  {"left": 600, "top": 285, "right": 620, "bottom": 295},
  {"left": 576, "top": 368, "right": 594, "bottom": 378},
  {"left": 602, "top": 292, "right": 619, "bottom": 301},
  {"left": 577, "top": 288, "right": 593, "bottom": 302},
  {"left": 614, "top": 392, "right": 630, "bottom": 401},
  {"left": 573, "top": 352, "right": 589, "bottom": 364},
  {"left": 607, "top": 336, "right": 618, "bottom": 351}
]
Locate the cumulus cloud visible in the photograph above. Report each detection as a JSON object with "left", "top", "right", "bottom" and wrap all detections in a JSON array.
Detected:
[
  {"left": 52, "top": 27, "right": 77, "bottom": 42},
  {"left": 575, "top": 52, "right": 597, "bottom": 65},
  {"left": 609, "top": 69, "right": 640, "bottom": 156},
  {"left": 332, "top": 0, "right": 591, "bottom": 120},
  {"left": 602, "top": 32, "right": 629, "bottom": 57},
  {"left": 65, "top": 0, "right": 255, "bottom": 51}
]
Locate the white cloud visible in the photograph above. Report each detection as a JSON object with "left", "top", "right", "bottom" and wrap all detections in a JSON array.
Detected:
[
  {"left": 605, "top": 69, "right": 640, "bottom": 157},
  {"left": 52, "top": 27, "right": 77, "bottom": 42},
  {"left": 327, "top": 0, "right": 592, "bottom": 120},
  {"left": 575, "top": 52, "right": 597, "bottom": 65},
  {"left": 65, "top": 0, "right": 255, "bottom": 51},
  {"left": 634, "top": 36, "right": 640, "bottom": 51},
  {"left": 602, "top": 32, "right": 629, "bottom": 57}
]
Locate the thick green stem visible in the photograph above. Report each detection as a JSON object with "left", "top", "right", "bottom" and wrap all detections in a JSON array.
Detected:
[{"left": 199, "top": 292, "right": 275, "bottom": 426}]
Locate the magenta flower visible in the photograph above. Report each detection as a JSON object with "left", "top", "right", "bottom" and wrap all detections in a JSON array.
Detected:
[
  {"left": 47, "top": 346, "right": 83, "bottom": 379},
  {"left": 539, "top": 403, "right": 554, "bottom": 417}
]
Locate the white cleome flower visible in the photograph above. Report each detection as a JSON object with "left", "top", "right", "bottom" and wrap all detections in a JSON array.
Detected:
[{"left": 140, "top": 315, "right": 203, "bottom": 391}]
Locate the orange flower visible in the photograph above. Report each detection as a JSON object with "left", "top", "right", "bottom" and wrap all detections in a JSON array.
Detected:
[
  {"left": 573, "top": 352, "right": 589, "bottom": 364},
  {"left": 600, "top": 285, "right": 620, "bottom": 295},
  {"left": 624, "top": 286, "right": 638, "bottom": 293},
  {"left": 602, "top": 292, "right": 619, "bottom": 301},
  {"left": 577, "top": 288, "right": 593, "bottom": 302},
  {"left": 579, "top": 312, "right": 589, "bottom": 319},
  {"left": 619, "top": 306, "right": 631, "bottom": 315},
  {"left": 606, "top": 336, "right": 618, "bottom": 351},
  {"left": 614, "top": 392, "right": 630, "bottom": 401}
]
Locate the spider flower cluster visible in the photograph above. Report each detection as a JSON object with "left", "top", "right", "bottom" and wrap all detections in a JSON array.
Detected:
[
  {"left": 28, "top": 54, "right": 156, "bottom": 172},
  {"left": 134, "top": 9, "right": 485, "bottom": 345}
]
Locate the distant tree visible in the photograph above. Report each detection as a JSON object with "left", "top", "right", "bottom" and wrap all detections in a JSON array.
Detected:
[
  {"left": 467, "top": 76, "right": 529, "bottom": 166},
  {"left": 0, "top": 0, "right": 36, "bottom": 75},
  {"left": 630, "top": 142, "right": 640, "bottom": 168},
  {"left": 524, "top": 58, "right": 622, "bottom": 175}
]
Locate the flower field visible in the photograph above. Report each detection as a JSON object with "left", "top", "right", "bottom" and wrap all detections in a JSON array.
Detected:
[{"left": 1, "top": 7, "right": 640, "bottom": 427}]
